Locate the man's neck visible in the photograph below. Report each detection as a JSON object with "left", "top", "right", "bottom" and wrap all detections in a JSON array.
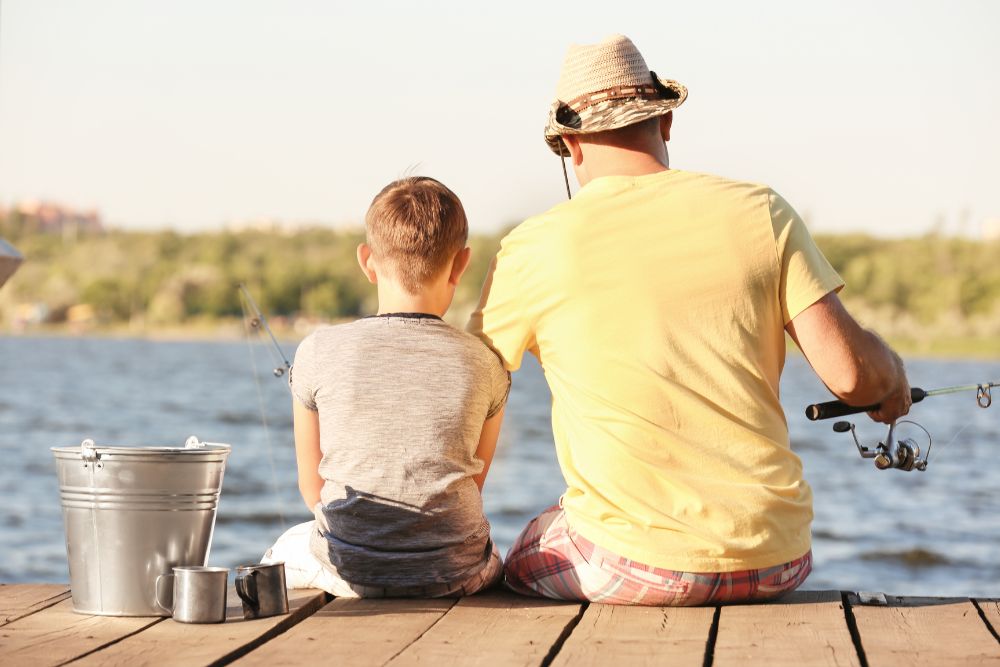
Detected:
[{"left": 577, "top": 147, "right": 669, "bottom": 185}]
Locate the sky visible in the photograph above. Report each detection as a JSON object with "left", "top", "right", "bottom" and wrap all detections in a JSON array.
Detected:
[{"left": 0, "top": 0, "right": 998, "bottom": 235}]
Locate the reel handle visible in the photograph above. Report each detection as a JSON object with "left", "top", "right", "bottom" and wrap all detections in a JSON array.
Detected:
[{"left": 806, "top": 388, "right": 927, "bottom": 421}]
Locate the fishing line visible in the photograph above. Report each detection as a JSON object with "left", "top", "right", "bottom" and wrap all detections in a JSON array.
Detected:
[
  {"left": 238, "top": 288, "right": 287, "bottom": 531},
  {"left": 939, "top": 422, "right": 972, "bottom": 456}
]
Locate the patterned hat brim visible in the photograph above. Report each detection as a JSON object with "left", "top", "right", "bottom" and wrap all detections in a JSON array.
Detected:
[{"left": 544, "top": 78, "right": 688, "bottom": 156}]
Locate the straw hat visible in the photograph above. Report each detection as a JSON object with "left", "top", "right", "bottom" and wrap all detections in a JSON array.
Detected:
[{"left": 544, "top": 35, "right": 688, "bottom": 156}]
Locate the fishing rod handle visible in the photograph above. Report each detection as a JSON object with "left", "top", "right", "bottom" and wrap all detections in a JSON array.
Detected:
[{"left": 805, "top": 388, "right": 927, "bottom": 421}]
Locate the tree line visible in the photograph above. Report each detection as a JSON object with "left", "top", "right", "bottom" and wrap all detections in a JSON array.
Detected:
[
  {"left": 0, "top": 221, "right": 502, "bottom": 327},
  {"left": 1, "top": 218, "right": 998, "bottom": 352}
]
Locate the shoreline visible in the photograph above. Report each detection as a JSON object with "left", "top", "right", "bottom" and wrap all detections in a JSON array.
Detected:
[{"left": 3, "top": 325, "right": 998, "bottom": 360}]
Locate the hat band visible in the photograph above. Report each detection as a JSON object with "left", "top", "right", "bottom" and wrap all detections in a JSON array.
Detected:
[{"left": 563, "top": 84, "right": 660, "bottom": 114}]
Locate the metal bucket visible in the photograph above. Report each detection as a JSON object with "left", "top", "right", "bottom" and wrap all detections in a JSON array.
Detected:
[{"left": 52, "top": 436, "right": 230, "bottom": 616}]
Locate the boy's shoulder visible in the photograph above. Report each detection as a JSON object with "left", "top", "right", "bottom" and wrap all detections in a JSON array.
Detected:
[
  {"left": 297, "top": 321, "right": 354, "bottom": 347},
  {"left": 294, "top": 320, "right": 370, "bottom": 362},
  {"left": 302, "top": 318, "right": 498, "bottom": 360},
  {"left": 443, "top": 322, "right": 506, "bottom": 366}
]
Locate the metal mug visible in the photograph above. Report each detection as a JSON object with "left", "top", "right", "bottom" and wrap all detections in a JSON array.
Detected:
[
  {"left": 155, "top": 566, "right": 229, "bottom": 623},
  {"left": 235, "top": 562, "right": 289, "bottom": 619}
]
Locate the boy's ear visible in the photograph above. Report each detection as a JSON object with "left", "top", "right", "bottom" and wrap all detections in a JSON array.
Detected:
[
  {"left": 357, "top": 243, "right": 377, "bottom": 284},
  {"left": 448, "top": 247, "right": 472, "bottom": 286}
]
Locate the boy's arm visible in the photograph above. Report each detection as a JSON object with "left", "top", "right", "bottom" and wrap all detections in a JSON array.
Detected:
[
  {"left": 292, "top": 399, "right": 324, "bottom": 509},
  {"left": 472, "top": 406, "right": 505, "bottom": 492}
]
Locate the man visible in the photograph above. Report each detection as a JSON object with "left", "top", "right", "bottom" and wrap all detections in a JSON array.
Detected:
[{"left": 468, "top": 35, "right": 911, "bottom": 605}]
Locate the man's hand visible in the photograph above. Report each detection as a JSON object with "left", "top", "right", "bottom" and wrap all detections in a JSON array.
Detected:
[{"left": 867, "top": 352, "right": 912, "bottom": 423}]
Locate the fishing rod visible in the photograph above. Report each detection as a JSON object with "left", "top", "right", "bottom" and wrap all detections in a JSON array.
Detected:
[
  {"left": 806, "top": 381, "right": 996, "bottom": 420},
  {"left": 805, "top": 380, "right": 997, "bottom": 473},
  {"left": 236, "top": 283, "right": 291, "bottom": 378},
  {"left": 235, "top": 284, "right": 292, "bottom": 530}
]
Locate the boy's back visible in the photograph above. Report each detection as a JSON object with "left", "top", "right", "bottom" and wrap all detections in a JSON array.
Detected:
[{"left": 290, "top": 313, "right": 509, "bottom": 587}]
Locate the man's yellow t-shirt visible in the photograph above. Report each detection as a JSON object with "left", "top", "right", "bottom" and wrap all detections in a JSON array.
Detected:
[{"left": 468, "top": 169, "right": 844, "bottom": 572}]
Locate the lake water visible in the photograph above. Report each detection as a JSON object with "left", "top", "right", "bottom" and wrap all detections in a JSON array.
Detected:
[{"left": 1, "top": 336, "right": 998, "bottom": 597}]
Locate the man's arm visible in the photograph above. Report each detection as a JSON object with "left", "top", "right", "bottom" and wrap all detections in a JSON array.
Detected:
[
  {"left": 467, "top": 246, "right": 535, "bottom": 371},
  {"left": 472, "top": 406, "right": 504, "bottom": 492},
  {"left": 292, "top": 399, "right": 324, "bottom": 509},
  {"left": 786, "top": 292, "right": 911, "bottom": 423}
]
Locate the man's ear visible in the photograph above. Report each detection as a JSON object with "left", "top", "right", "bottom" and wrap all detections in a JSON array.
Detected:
[
  {"left": 357, "top": 243, "right": 377, "bottom": 284},
  {"left": 448, "top": 246, "right": 473, "bottom": 286},
  {"left": 660, "top": 111, "right": 673, "bottom": 142},
  {"left": 562, "top": 135, "right": 584, "bottom": 166}
]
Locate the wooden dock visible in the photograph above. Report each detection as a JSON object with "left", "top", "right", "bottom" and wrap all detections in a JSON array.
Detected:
[{"left": 1, "top": 584, "right": 997, "bottom": 666}]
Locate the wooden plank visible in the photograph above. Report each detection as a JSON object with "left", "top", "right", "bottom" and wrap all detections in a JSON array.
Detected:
[
  {"left": 0, "top": 598, "right": 161, "bottom": 667},
  {"left": 976, "top": 599, "right": 1000, "bottom": 643},
  {"left": 388, "top": 590, "right": 583, "bottom": 667},
  {"left": 70, "top": 588, "right": 327, "bottom": 667},
  {"left": 850, "top": 594, "right": 1000, "bottom": 665},
  {"left": 550, "top": 603, "right": 714, "bottom": 667},
  {"left": 713, "top": 590, "right": 861, "bottom": 667},
  {"left": 234, "top": 596, "right": 456, "bottom": 667},
  {"left": 0, "top": 584, "right": 71, "bottom": 627}
]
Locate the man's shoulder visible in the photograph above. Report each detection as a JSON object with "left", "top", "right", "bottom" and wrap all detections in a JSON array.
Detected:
[
  {"left": 504, "top": 207, "right": 565, "bottom": 240},
  {"left": 494, "top": 203, "right": 575, "bottom": 262},
  {"left": 672, "top": 169, "right": 774, "bottom": 199}
]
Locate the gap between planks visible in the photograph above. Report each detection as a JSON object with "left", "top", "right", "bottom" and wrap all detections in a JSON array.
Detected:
[
  {"left": 549, "top": 601, "right": 715, "bottom": 667},
  {"left": 0, "top": 584, "right": 72, "bottom": 627},
  {"left": 0, "top": 598, "right": 163, "bottom": 667},
  {"left": 974, "top": 598, "right": 1000, "bottom": 644},
  {"left": 712, "top": 590, "right": 860, "bottom": 667},
  {"left": 847, "top": 593, "right": 1000, "bottom": 666},
  {"left": 3, "top": 586, "right": 999, "bottom": 667},
  {"left": 234, "top": 590, "right": 584, "bottom": 667},
  {"left": 64, "top": 588, "right": 328, "bottom": 667}
]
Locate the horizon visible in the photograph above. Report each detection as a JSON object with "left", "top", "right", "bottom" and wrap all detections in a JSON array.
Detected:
[{"left": 1, "top": 1, "right": 998, "bottom": 236}]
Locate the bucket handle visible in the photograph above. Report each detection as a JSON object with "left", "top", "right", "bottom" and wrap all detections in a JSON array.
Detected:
[
  {"left": 80, "top": 439, "right": 99, "bottom": 462},
  {"left": 185, "top": 436, "right": 231, "bottom": 449},
  {"left": 155, "top": 573, "right": 175, "bottom": 615}
]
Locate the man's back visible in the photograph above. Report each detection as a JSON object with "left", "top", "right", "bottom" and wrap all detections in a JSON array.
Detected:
[{"left": 471, "top": 169, "right": 843, "bottom": 572}]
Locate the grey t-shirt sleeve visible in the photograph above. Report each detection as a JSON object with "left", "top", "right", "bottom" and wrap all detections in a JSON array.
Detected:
[
  {"left": 486, "top": 352, "right": 511, "bottom": 419},
  {"left": 288, "top": 334, "right": 319, "bottom": 411}
]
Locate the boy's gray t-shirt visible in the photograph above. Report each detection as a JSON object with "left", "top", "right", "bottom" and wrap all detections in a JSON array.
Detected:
[{"left": 289, "top": 314, "right": 510, "bottom": 587}]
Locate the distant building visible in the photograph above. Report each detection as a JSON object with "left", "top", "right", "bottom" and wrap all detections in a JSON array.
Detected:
[{"left": 13, "top": 200, "right": 104, "bottom": 237}]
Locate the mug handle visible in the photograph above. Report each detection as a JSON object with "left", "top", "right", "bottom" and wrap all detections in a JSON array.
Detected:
[
  {"left": 235, "top": 571, "right": 259, "bottom": 611},
  {"left": 154, "top": 573, "right": 175, "bottom": 614}
]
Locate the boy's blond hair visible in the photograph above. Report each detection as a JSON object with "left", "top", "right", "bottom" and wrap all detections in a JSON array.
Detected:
[{"left": 365, "top": 177, "right": 469, "bottom": 294}]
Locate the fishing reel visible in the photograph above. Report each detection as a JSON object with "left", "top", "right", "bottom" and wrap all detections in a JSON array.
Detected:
[{"left": 832, "top": 420, "right": 932, "bottom": 472}]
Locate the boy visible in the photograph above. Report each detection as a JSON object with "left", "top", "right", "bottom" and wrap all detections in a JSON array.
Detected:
[{"left": 262, "top": 177, "right": 509, "bottom": 597}]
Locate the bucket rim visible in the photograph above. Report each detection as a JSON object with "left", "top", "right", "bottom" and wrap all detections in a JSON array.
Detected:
[{"left": 51, "top": 443, "right": 232, "bottom": 455}]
